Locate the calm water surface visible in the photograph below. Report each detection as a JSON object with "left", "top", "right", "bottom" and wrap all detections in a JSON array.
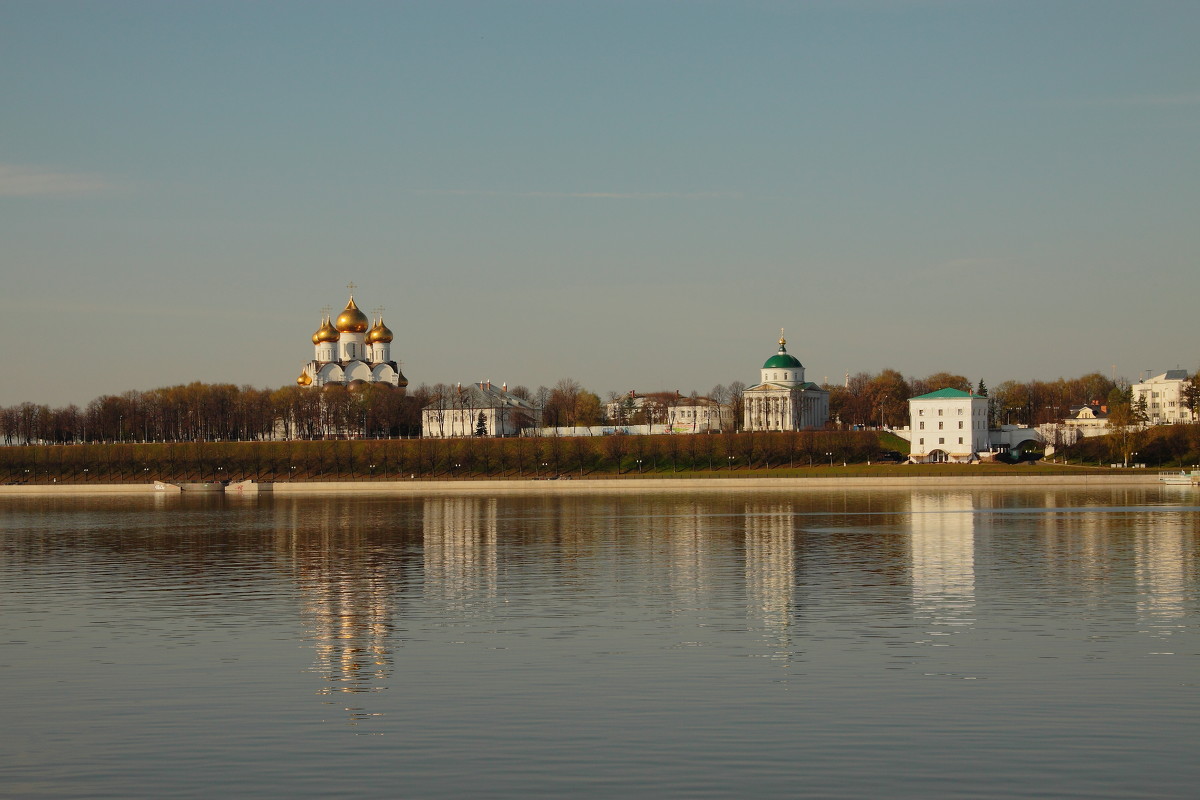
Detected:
[{"left": 2, "top": 487, "right": 1198, "bottom": 798}]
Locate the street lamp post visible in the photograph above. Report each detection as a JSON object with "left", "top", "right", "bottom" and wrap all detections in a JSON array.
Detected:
[{"left": 826, "top": 451, "right": 834, "bottom": 467}]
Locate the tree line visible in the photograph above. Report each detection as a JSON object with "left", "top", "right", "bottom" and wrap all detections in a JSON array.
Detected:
[
  {"left": 3, "top": 368, "right": 1195, "bottom": 446},
  {"left": 2, "top": 429, "right": 891, "bottom": 483}
]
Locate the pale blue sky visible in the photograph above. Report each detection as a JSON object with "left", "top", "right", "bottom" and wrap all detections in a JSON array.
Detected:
[{"left": 3, "top": 1, "right": 1197, "bottom": 406}]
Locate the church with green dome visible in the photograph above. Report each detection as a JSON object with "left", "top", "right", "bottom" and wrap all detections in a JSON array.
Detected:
[{"left": 743, "top": 331, "right": 829, "bottom": 431}]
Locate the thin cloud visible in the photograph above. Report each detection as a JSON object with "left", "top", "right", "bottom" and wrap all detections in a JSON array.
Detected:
[
  {"left": 0, "top": 164, "right": 110, "bottom": 197},
  {"left": 420, "top": 189, "right": 742, "bottom": 200}
]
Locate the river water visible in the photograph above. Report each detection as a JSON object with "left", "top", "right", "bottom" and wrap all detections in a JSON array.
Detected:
[{"left": 2, "top": 486, "right": 1198, "bottom": 798}]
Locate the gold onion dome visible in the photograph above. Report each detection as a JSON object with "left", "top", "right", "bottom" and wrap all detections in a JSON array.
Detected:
[
  {"left": 296, "top": 370, "right": 312, "bottom": 386},
  {"left": 335, "top": 296, "right": 370, "bottom": 333},
  {"left": 367, "top": 316, "right": 394, "bottom": 344},
  {"left": 312, "top": 315, "right": 338, "bottom": 344}
]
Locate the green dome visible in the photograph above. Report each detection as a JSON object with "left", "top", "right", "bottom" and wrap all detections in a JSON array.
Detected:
[{"left": 763, "top": 351, "right": 802, "bottom": 369}]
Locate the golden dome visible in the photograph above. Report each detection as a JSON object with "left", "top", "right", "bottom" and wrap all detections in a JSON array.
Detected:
[
  {"left": 296, "top": 369, "right": 312, "bottom": 386},
  {"left": 335, "top": 296, "right": 369, "bottom": 333},
  {"left": 312, "top": 315, "right": 338, "bottom": 344},
  {"left": 367, "top": 315, "right": 394, "bottom": 344}
]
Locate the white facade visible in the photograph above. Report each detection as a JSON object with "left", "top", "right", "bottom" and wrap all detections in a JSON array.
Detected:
[
  {"left": 422, "top": 382, "right": 540, "bottom": 438},
  {"left": 1061, "top": 404, "right": 1110, "bottom": 439},
  {"left": 1133, "top": 370, "right": 1193, "bottom": 424},
  {"left": 297, "top": 295, "right": 408, "bottom": 392},
  {"left": 605, "top": 391, "right": 732, "bottom": 433},
  {"left": 908, "top": 389, "right": 990, "bottom": 463},
  {"left": 743, "top": 333, "right": 829, "bottom": 432}
]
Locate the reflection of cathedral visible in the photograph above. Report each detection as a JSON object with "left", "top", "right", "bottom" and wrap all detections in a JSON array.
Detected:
[
  {"left": 287, "top": 504, "right": 399, "bottom": 726},
  {"left": 297, "top": 291, "right": 409, "bottom": 391},
  {"left": 744, "top": 502, "right": 797, "bottom": 655}
]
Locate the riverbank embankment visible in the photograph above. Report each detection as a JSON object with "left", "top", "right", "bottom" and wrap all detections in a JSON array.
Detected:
[{"left": 0, "top": 473, "right": 1167, "bottom": 496}]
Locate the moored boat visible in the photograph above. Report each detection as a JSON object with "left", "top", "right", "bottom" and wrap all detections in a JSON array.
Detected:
[{"left": 1159, "top": 470, "right": 1200, "bottom": 486}]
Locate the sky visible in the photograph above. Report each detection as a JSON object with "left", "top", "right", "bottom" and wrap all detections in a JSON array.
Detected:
[{"left": 2, "top": 0, "right": 1198, "bottom": 408}]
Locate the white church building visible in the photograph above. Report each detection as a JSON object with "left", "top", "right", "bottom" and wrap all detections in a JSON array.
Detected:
[
  {"left": 297, "top": 294, "right": 408, "bottom": 392},
  {"left": 742, "top": 332, "right": 829, "bottom": 431},
  {"left": 422, "top": 381, "right": 540, "bottom": 438}
]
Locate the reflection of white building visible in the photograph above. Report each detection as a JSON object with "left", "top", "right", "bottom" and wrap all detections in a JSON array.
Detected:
[
  {"left": 908, "top": 492, "right": 975, "bottom": 626},
  {"left": 1133, "top": 370, "right": 1193, "bottom": 424},
  {"left": 1135, "top": 515, "right": 1190, "bottom": 637},
  {"left": 422, "top": 381, "right": 540, "bottom": 438},
  {"left": 297, "top": 294, "right": 408, "bottom": 391},
  {"left": 744, "top": 502, "right": 796, "bottom": 645},
  {"left": 743, "top": 332, "right": 829, "bottom": 432},
  {"left": 423, "top": 497, "right": 498, "bottom": 606}
]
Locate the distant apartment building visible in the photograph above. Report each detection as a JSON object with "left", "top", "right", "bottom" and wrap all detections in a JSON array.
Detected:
[{"left": 1132, "top": 370, "right": 1193, "bottom": 424}]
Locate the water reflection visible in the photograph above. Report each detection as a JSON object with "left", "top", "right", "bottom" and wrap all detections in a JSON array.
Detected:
[
  {"left": 1135, "top": 514, "right": 1190, "bottom": 643},
  {"left": 744, "top": 501, "right": 797, "bottom": 657},
  {"left": 286, "top": 499, "right": 402, "bottom": 727},
  {"left": 422, "top": 496, "right": 498, "bottom": 610},
  {"left": 908, "top": 492, "right": 976, "bottom": 637}
]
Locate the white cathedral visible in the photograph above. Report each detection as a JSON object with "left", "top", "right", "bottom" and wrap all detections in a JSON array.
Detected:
[
  {"left": 296, "top": 293, "right": 408, "bottom": 392},
  {"left": 742, "top": 331, "right": 829, "bottom": 431}
]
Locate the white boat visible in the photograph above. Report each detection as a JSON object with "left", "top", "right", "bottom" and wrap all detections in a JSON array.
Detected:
[{"left": 1159, "top": 470, "right": 1200, "bottom": 486}]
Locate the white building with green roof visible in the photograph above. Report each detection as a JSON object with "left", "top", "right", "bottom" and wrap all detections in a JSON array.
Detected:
[
  {"left": 908, "top": 388, "right": 990, "bottom": 463},
  {"left": 743, "top": 332, "right": 829, "bottom": 432}
]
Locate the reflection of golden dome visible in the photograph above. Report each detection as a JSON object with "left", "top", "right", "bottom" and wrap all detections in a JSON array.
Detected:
[
  {"left": 312, "top": 315, "right": 338, "bottom": 344},
  {"left": 367, "top": 315, "right": 394, "bottom": 344},
  {"left": 335, "top": 297, "right": 369, "bottom": 333},
  {"left": 296, "top": 369, "right": 312, "bottom": 386}
]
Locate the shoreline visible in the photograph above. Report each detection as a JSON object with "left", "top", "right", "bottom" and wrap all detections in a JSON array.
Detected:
[{"left": 0, "top": 473, "right": 1169, "bottom": 496}]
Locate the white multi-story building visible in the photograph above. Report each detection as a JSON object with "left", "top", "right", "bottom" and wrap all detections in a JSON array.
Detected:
[
  {"left": 908, "top": 388, "right": 990, "bottom": 463},
  {"left": 422, "top": 381, "right": 540, "bottom": 438},
  {"left": 742, "top": 332, "right": 829, "bottom": 432},
  {"left": 297, "top": 294, "right": 408, "bottom": 391},
  {"left": 1132, "top": 370, "right": 1193, "bottom": 424}
]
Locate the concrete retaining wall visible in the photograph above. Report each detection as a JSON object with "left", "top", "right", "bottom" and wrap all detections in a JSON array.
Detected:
[{"left": 0, "top": 473, "right": 1165, "bottom": 497}]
